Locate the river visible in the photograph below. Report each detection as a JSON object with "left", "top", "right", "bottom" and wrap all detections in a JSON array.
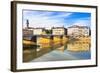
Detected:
[{"left": 23, "top": 41, "right": 91, "bottom": 62}]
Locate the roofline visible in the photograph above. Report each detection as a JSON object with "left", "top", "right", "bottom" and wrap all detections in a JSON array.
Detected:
[{"left": 68, "top": 25, "right": 89, "bottom": 28}]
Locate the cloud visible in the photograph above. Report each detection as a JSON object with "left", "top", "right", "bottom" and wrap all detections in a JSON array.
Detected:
[
  {"left": 23, "top": 10, "right": 91, "bottom": 29},
  {"left": 23, "top": 10, "right": 72, "bottom": 28},
  {"left": 72, "top": 19, "right": 91, "bottom": 27}
]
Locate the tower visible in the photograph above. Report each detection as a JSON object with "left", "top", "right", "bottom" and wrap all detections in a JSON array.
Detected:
[{"left": 26, "top": 19, "right": 29, "bottom": 29}]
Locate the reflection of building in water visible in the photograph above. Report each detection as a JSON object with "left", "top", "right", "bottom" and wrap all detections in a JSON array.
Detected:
[
  {"left": 52, "top": 27, "right": 67, "bottom": 35},
  {"left": 23, "top": 42, "right": 66, "bottom": 62},
  {"left": 23, "top": 45, "right": 53, "bottom": 62},
  {"left": 23, "top": 49, "right": 37, "bottom": 62},
  {"left": 67, "top": 25, "right": 90, "bottom": 38},
  {"left": 56, "top": 46, "right": 65, "bottom": 52},
  {"left": 67, "top": 42, "right": 90, "bottom": 51}
]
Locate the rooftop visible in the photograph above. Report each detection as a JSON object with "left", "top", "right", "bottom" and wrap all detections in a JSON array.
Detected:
[
  {"left": 68, "top": 25, "right": 89, "bottom": 28},
  {"left": 52, "top": 27, "right": 67, "bottom": 29}
]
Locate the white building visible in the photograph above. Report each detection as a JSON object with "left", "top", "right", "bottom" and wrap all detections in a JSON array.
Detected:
[
  {"left": 52, "top": 27, "right": 67, "bottom": 35},
  {"left": 24, "top": 20, "right": 45, "bottom": 35},
  {"left": 33, "top": 28, "right": 45, "bottom": 35},
  {"left": 23, "top": 27, "right": 45, "bottom": 35},
  {"left": 67, "top": 25, "right": 90, "bottom": 37}
]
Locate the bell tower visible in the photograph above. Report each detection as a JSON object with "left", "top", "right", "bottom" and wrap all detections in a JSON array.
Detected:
[{"left": 26, "top": 19, "right": 29, "bottom": 29}]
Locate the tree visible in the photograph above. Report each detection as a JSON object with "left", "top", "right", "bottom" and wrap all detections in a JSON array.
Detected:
[{"left": 45, "top": 30, "right": 52, "bottom": 34}]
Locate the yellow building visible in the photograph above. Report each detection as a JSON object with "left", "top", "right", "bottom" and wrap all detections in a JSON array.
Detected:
[{"left": 52, "top": 27, "right": 67, "bottom": 35}]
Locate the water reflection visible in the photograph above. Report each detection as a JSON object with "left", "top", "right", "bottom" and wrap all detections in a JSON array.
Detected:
[{"left": 23, "top": 40, "right": 91, "bottom": 62}]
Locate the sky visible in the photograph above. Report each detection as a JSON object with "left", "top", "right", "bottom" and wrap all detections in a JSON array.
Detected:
[{"left": 23, "top": 10, "right": 91, "bottom": 29}]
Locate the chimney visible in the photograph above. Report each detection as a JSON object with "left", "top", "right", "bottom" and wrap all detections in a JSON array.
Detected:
[{"left": 26, "top": 19, "right": 29, "bottom": 29}]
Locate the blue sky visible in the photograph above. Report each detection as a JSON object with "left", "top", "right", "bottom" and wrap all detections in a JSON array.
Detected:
[{"left": 23, "top": 10, "right": 91, "bottom": 29}]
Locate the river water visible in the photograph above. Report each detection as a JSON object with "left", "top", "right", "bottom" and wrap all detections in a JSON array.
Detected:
[{"left": 23, "top": 41, "right": 91, "bottom": 62}]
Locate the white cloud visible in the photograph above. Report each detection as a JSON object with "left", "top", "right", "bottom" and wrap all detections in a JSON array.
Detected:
[
  {"left": 48, "top": 13, "right": 72, "bottom": 19},
  {"left": 23, "top": 11, "right": 72, "bottom": 29},
  {"left": 23, "top": 11, "right": 91, "bottom": 29},
  {"left": 72, "top": 20, "right": 91, "bottom": 27}
]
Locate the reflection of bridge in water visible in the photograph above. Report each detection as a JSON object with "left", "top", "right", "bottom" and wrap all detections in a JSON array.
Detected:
[
  {"left": 23, "top": 34, "right": 90, "bottom": 62},
  {"left": 23, "top": 34, "right": 67, "bottom": 45},
  {"left": 23, "top": 34, "right": 68, "bottom": 62},
  {"left": 23, "top": 42, "right": 67, "bottom": 62},
  {"left": 23, "top": 41, "right": 90, "bottom": 62},
  {"left": 23, "top": 40, "right": 91, "bottom": 62}
]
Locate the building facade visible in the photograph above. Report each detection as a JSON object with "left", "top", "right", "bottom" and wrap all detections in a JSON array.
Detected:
[
  {"left": 67, "top": 25, "right": 90, "bottom": 37},
  {"left": 32, "top": 28, "right": 45, "bottom": 35},
  {"left": 23, "top": 29, "right": 33, "bottom": 36},
  {"left": 52, "top": 27, "right": 67, "bottom": 35},
  {"left": 23, "top": 28, "right": 45, "bottom": 35}
]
